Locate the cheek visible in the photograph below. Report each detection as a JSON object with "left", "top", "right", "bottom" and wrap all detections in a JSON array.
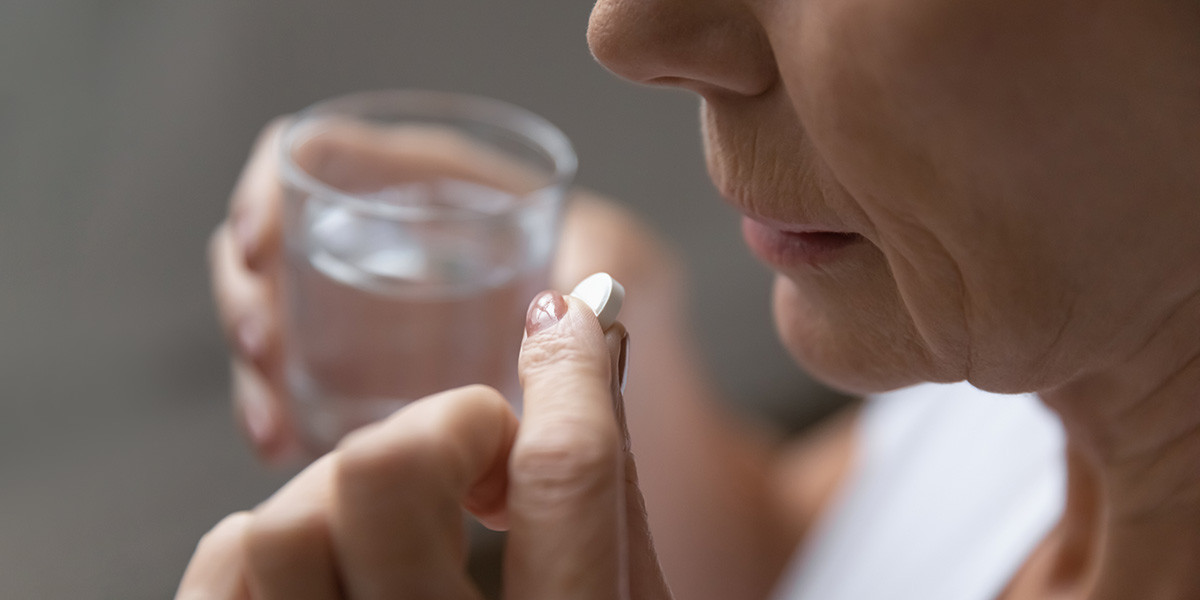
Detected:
[
  {"left": 775, "top": 0, "right": 1017, "bottom": 216},
  {"left": 770, "top": 0, "right": 1200, "bottom": 392},
  {"left": 762, "top": 2, "right": 985, "bottom": 386},
  {"left": 772, "top": 0, "right": 1097, "bottom": 245},
  {"left": 766, "top": 0, "right": 1142, "bottom": 390}
]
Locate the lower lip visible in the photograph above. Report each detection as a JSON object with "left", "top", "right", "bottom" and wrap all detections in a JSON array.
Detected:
[{"left": 741, "top": 217, "right": 864, "bottom": 268}]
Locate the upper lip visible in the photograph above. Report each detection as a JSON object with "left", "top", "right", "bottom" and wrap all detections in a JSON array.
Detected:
[
  {"left": 702, "top": 101, "right": 858, "bottom": 238},
  {"left": 740, "top": 212, "right": 857, "bottom": 236},
  {"left": 723, "top": 194, "right": 858, "bottom": 236},
  {"left": 711, "top": 172, "right": 857, "bottom": 236}
]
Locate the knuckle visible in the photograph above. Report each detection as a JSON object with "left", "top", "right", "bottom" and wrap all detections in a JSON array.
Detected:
[
  {"left": 440, "top": 384, "right": 511, "bottom": 424},
  {"left": 510, "top": 423, "right": 619, "bottom": 504},
  {"left": 333, "top": 419, "right": 449, "bottom": 491},
  {"left": 518, "top": 333, "right": 559, "bottom": 369},
  {"left": 194, "top": 511, "right": 252, "bottom": 557},
  {"left": 242, "top": 507, "right": 326, "bottom": 566},
  {"left": 520, "top": 335, "right": 608, "bottom": 384},
  {"left": 334, "top": 425, "right": 402, "bottom": 482},
  {"left": 332, "top": 385, "right": 511, "bottom": 493},
  {"left": 453, "top": 383, "right": 508, "bottom": 408}
]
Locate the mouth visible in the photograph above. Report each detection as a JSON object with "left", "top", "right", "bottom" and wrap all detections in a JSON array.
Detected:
[
  {"left": 741, "top": 217, "right": 865, "bottom": 268},
  {"left": 699, "top": 103, "right": 866, "bottom": 269}
]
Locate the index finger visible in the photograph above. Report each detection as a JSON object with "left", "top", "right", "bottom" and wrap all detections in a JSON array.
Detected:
[{"left": 506, "top": 291, "right": 627, "bottom": 600}]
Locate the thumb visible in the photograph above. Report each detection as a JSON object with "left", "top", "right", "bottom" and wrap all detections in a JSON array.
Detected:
[{"left": 505, "top": 290, "right": 671, "bottom": 600}]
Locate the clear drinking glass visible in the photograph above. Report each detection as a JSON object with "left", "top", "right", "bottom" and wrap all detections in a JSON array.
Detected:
[{"left": 278, "top": 90, "right": 576, "bottom": 453}]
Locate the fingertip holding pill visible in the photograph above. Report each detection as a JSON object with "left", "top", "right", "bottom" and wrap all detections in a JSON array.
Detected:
[{"left": 569, "top": 272, "right": 624, "bottom": 330}]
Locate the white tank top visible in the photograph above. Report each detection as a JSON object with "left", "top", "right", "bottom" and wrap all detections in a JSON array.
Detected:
[{"left": 771, "top": 382, "right": 1066, "bottom": 600}]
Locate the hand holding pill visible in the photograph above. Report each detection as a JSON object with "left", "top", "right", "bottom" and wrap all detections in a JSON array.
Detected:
[
  {"left": 525, "top": 271, "right": 628, "bottom": 391},
  {"left": 179, "top": 268, "right": 671, "bottom": 600}
]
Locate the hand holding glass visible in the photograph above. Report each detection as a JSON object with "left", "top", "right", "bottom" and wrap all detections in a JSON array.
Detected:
[{"left": 278, "top": 91, "right": 576, "bottom": 453}]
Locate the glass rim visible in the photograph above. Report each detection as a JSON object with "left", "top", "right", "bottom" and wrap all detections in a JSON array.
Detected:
[{"left": 278, "top": 89, "right": 577, "bottom": 222}]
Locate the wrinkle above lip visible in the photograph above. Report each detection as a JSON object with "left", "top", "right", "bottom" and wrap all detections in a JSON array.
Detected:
[
  {"left": 701, "top": 98, "right": 865, "bottom": 239},
  {"left": 741, "top": 212, "right": 858, "bottom": 235}
]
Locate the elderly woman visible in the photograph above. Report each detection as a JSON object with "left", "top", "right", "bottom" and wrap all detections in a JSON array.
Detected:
[{"left": 181, "top": 0, "right": 1200, "bottom": 599}]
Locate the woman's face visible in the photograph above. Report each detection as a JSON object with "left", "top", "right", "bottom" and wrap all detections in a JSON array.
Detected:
[{"left": 589, "top": 0, "right": 1200, "bottom": 394}]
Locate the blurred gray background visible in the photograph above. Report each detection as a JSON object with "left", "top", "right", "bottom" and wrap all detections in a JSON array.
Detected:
[{"left": 1, "top": 2, "right": 840, "bottom": 597}]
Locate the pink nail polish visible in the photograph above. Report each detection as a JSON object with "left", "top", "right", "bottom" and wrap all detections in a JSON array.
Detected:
[{"left": 526, "top": 291, "right": 567, "bottom": 335}]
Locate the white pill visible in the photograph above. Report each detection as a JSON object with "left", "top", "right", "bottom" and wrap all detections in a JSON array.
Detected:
[{"left": 569, "top": 272, "right": 624, "bottom": 330}]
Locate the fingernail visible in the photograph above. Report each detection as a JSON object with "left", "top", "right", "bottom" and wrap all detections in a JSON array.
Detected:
[
  {"left": 614, "top": 333, "right": 631, "bottom": 452},
  {"left": 526, "top": 291, "right": 567, "bottom": 336},
  {"left": 618, "top": 332, "right": 630, "bottom": 395},
  {"left": 237, "top": 315, "right": 267, "bottom": 358}
]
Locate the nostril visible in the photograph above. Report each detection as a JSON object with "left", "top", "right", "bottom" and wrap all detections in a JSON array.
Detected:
[
  {"left": 645, "top": 76, "right": 690, "bottom": 87},
  {"left": 643, "top": 76, "right": 735, "bottom": 98}
]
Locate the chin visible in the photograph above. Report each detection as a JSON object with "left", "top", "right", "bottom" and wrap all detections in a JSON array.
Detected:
[{"left": 771, "top": 274, "right": 953, "bottom": 396}]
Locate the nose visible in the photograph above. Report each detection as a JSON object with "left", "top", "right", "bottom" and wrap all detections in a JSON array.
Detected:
[{"left": 587, "top": 0, "right": 777, "bottom": 98}]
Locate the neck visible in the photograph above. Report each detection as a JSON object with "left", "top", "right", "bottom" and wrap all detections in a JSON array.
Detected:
[{"left": 1039, "top": 297, "right": 1200, "bottom": 599}]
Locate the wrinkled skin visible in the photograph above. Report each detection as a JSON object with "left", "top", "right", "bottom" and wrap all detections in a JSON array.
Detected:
[
  {"left": 590, "top": 1, "right": 1200, "bottom": 598},
  {"left": 186, "top": 1, "right": 1200, "bottom": 599},
  {"left": 589, "top": 0, "right": 1200, "bottom": 395}
]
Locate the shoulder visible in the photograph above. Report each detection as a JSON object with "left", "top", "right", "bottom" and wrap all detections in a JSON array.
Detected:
[
  {"left": 770, "top": 382, "right": 1067, "bottom": 600},
  {"left": 769, "top": 402, "right": 862, "bottom": 545}
]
